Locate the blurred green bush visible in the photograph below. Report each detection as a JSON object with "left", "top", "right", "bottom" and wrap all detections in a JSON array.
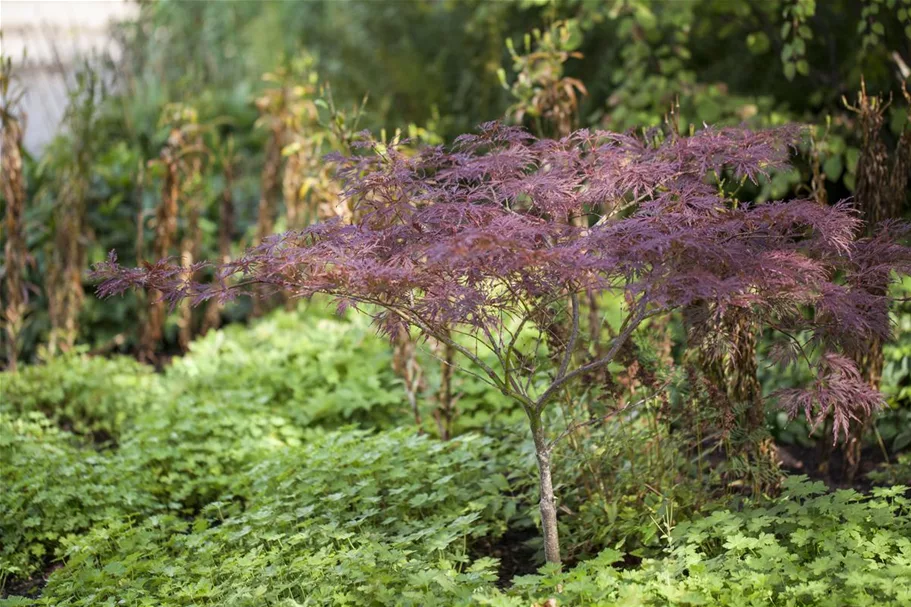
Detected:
[{"left": 1, "top": 352, "right": 159, "bottom": 443}]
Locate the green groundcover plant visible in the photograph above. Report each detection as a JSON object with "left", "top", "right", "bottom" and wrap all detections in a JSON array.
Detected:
[
  {"left": 18, "top": 429, "right": 526, "bottom": 607},
  {"left": 6, "top": 430, "right": 910, "bottom": 607},
  {"left": 477, "top": 477, "right": 911, "bottom": 607},
  {"left": 0, "top": 414, "right": 159, "bottom": 587},
  {"left": 0, "top": 306, "right": 433, "bottom": 588},
  {"left": 165, "top": 305, "right": 405, "bottom": 428}
]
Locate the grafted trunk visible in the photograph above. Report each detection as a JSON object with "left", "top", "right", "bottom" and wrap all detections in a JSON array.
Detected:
[{"left": 531, "top": 420, "right": 561, "bottom": 565}]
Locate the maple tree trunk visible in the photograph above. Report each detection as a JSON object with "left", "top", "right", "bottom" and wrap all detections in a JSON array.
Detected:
[{"left": 531, "top": 418, "right": 561, "bottom": 565}]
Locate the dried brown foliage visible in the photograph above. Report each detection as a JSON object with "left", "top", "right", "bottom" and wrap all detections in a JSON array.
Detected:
[{"left": 1, "top": 57, "right": 27, "bottom": 371}]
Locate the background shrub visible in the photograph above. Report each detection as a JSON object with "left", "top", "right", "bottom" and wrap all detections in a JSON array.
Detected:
[
  {"left": 0, "top": 353, "right": 159, "bottom": 443},
  {"left": 165, "top": 305, "right": 409, "bottom": 429}
]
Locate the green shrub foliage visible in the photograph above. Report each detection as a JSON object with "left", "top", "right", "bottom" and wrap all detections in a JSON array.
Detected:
[{"left": 165, "top": 306, "right": 408, "bottom": 428}]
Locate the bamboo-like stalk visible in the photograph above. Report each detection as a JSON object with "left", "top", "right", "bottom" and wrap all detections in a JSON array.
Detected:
[
  {"left": 47, "top": 167, "right": 89, "bottom": 353},
  {"left": 255, "top": 122, "right": 283, "bottom": 246},
  {"left": 251, "top": 123, "right": 283, "bottom": 317},
  {"left": 283, "top": 148, "right": 305, "bottom": 231},
  {"left": 1, "top": 58, "right": 27, "bottom": 371},
  {"left": 202, "top": 142, "right": 236, "bottom": 334},
  {"left": 178, "top": 145, "right": 204, "bottom": 351},
  {"left": 841, "top": 83, "right": 911, "bottom": 481},
  {"left": 46, "top": 65, "right": 101, "bottom": 353},
  {"left": 134, "top": 161, "right": 148, "bottom": 347},
  {"left": 139, "top": 131, "right": 181, "bottom": 363}
]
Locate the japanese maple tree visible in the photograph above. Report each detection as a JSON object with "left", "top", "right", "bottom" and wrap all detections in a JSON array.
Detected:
[{"left": 95, "top": 122, "right": 910, "bottom": 565}]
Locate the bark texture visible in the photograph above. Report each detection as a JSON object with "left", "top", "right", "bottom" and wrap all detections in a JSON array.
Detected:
[{"left": 532, "top": 423, "right": 561, "bottom": 565}]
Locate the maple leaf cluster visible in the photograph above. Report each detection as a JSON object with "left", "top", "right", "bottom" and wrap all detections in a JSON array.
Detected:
[{"left": 94, "top": 122, "right": 911, "bottom": 438}]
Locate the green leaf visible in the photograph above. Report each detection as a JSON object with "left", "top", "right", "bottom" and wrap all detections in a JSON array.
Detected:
[
  {"left": 823, "top": 155, "right": 843, "bottom": 180},
  {"left": 784, "top": 62, "right": 797, "bottom": 81},
  {"left": 103, "top": 561, "right": 128, "bottom": 576},
  {"left": 893, "top": 430, "right": 911, "bottom": 452},
  {"left": 746, "top": 32, "right": 771, "bottom": 54},
  {"left": 845, "top": 147, "right": 861, "bottom": 173}
]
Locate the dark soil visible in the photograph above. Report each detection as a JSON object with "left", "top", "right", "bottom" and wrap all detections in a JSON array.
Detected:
[
  {"left": 470, "top": 525, "right": 542, "bottom": 587},
  {"left": 776, "top": 442, "right": 892, "bottom": 491},
  {"left": 1, "top": 561, "right": 62, "bottom": 600}
]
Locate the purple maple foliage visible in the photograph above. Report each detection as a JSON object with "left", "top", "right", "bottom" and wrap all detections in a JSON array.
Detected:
[{"left": 94, "top": 122, "right": 910, "bottom": 564}]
